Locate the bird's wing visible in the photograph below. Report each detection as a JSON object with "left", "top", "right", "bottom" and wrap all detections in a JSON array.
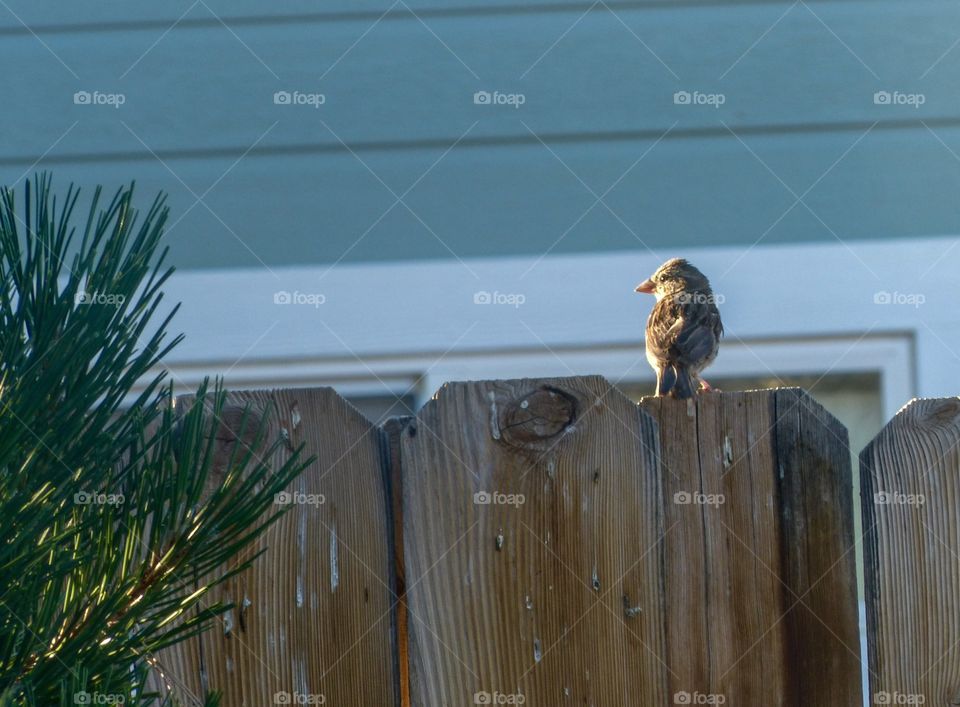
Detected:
[
  {"left": 645, "top": 300, "right": 678, "bottom": 365},
  {"left": 648, "top": 299, "right": 722, "bottom": 367}
]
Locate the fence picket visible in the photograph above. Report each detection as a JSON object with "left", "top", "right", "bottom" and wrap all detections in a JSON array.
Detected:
[
  {"left": 861, "top": 397, "right": 960, "bottom": 705},
  {"left": 400, "top": 376, "right": 668, "bottom": 705},
  {"left": 155, "top": 388, "right": 398, "bottom": 706},
  {"left": 640, "top": 389, "right": 862, "bottom": 705}
]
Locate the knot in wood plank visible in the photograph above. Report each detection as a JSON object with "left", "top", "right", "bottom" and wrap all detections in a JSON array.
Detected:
[
  {"left": 912, "top": 398, "right": 960, "bottom": 431},
  {"left": 213, "top": 405, "right": 263, "bottom": 468},
  {"left": 496, "top": 385, "right": 578, "bottom": 450}
]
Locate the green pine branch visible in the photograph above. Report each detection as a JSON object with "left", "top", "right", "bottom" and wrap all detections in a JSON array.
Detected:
[{"left": 0, "top": 175, "right": 311, "bottom": 706}]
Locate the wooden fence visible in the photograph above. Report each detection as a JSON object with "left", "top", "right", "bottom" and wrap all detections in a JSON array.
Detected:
[{"left": 151, "top": 377, "right": 960, "bottom": 706}]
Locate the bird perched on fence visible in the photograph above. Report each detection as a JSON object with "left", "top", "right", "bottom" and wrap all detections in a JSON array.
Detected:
[{"left": 635, "top": 258, "right": 723, "bottom": 399}]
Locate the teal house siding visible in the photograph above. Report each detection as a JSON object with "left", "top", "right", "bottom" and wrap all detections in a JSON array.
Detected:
[{"left": 2, "top": 0, "right": 958, "bottom": 268}]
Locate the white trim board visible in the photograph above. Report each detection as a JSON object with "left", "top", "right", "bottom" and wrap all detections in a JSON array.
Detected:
[
  {"left": 157, "top": 335, "right": 912, "bottom": 421},
  {"left": 144, "top": 235, "right": 960, "bottom": 413}
]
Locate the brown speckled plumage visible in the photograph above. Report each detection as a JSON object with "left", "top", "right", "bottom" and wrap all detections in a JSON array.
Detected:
[{"left": 635, "top": 258, "right": 723, "bottom": 399}]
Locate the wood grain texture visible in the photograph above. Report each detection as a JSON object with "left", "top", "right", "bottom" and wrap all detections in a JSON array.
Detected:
[
  {"left": 383, "top": 416, "right": 415, "bottom": 707},
  {"left": 640, "top": 388, "right": 861, "bottom": 706},
  {"left": 861, "top": 397, "right": 960, "bottom": 705},
  {"left": 401, "top": 375, "right": 668, "bottom": 706},
  {"left": 154, "top": 387, "right": 398, "bottom": 707}
]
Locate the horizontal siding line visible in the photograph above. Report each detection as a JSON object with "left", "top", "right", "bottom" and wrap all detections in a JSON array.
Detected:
[
  {"left": 0, "top": 0, "right": 868, "bottom": 37},
  {"left": 2, "top": 116, "right": 957, "bottom": 167}
]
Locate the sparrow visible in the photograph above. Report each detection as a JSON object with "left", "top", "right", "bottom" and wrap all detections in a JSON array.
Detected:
[{"left": 635, "top": 258, "right": 723, "bottom": 399}]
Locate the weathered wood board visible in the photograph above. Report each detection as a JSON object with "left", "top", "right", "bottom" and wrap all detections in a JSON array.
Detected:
[
  {"left": 641, "top": 388, "right": 862, "bottom": 706},
  {"left": 153, "top": 387, "right": 398, "bottom": 706},
  {"left": 401, "top": 376, "right": 669, "bottom": 705},
  {"left": 861, "top": 397, "right": 960, "bottom": 705}
]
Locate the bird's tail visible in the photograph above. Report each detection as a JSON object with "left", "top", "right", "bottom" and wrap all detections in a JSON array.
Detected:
[
  {"left": 656, "top": 366, "right": 675, "bottom": 396},
  {"left": 659, "top": 366, "right": 695, "bottom": 399}
]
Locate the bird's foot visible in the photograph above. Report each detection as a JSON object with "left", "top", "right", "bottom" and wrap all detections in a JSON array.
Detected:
[{"left": 698, "top": 379, "right": 720, "bottom": 394}]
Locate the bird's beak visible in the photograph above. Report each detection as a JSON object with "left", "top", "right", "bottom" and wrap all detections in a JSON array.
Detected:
[{"left": 634, "top": 279, "right": 655, "bottom": 294}]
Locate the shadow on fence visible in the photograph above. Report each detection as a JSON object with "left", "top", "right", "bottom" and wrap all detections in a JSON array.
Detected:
[{"left": 149, "top": 377, "right": 960, "bottom": 707}]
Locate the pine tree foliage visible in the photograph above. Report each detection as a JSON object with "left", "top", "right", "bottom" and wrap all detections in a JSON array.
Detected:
[{"left": 0, "top": 176, "right": 309, "bottom": 706}]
